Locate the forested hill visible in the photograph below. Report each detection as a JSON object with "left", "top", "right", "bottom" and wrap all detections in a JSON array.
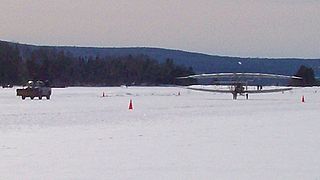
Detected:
[{"left": 3, "top": 40, "right": 320, "bottom": 77}]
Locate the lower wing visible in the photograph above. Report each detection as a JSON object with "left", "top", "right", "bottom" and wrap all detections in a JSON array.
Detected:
[
  {"left": 187, "top": 87, "right": 293, "bottom": 94},
  {"left": 187, "top": 87, "right": 232, "bottom": 93},
  {"left": 245, "top": 88, "right": 292, "bottom": 94}
]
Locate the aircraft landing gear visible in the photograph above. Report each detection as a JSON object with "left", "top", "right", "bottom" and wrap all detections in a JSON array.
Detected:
[{"left": 232, "top": 93, "right": 237, "bottom": 100}]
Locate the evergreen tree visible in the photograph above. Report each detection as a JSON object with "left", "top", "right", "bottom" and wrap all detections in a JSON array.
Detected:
[{"left": 290, "top": 65, "right": 316, "bottom": 86}]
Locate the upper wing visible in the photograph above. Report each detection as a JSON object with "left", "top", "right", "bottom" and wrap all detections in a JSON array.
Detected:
[
  {"left": 178, "top": 73, "right": 302, "bottom": 80},
  {"left": 245, "top": 88, "right": 293, "bottom": 94}
]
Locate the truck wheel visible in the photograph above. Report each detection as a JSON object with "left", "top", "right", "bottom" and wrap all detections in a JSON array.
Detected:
[
  {"left": 46, "top": 95, "right": 50, "bottom": 100},
  {"left": 22, "top": 96, "right": 26, "bottom": 100},
  {"left": 39, "top": 96, "right": 42, "bottom": 100},
  {"left": 30, "top": 96, "right": 34, "bottom": 100}
]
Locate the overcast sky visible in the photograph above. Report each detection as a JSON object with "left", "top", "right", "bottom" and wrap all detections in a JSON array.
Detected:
[{"left": 1, "top": 0, "right": 320, "bottom": 58}]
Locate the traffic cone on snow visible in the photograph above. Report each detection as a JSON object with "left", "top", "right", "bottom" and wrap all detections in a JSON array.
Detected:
[
  {"left": 129, "top": 99, "right": 133, "bottom": 110},
  {"left": 301, "top": 96, "right": 305, "bottom": 103}
]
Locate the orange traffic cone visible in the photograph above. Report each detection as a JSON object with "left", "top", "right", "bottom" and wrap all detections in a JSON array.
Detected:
[
  {"left": 129, "top": 99, "right": 133, "bottom": 110},
  {"left": 301, "top": 96, "right": 305, "bottom": 103}
]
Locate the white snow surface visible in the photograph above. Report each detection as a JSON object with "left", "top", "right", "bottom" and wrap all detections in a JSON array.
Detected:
[{"left": 1, "top": 86, "right": 320, "bottom": 180}]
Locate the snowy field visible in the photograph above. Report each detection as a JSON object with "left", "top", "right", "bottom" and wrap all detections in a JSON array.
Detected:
[{"left": 1, "top": 86, "right": 320, "bottom": 180}]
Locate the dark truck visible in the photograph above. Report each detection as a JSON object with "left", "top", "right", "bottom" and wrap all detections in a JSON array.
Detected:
[{"left": 17, "top": 81, "right": 52, "bottom": 100}]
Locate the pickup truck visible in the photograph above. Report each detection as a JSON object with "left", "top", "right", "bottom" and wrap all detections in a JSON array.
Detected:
[{"left": 17, "top": 81, "right": 52, "bottom": 100}]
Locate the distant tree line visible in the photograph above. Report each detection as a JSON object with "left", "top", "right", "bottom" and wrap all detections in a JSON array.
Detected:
[
  {"left": 0, "top": 42, "right": 22, "bottom": 84},
  {"left": 2, "top": 41, "right": 317, "bottom": 87},
  {"left": 0, "top": 42, "right": 195, "bottom": 86}
]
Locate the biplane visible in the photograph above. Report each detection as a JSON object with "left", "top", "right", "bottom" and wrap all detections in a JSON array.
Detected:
[{"left": 178, "top": 73, "right": 302, "bottom": 99}]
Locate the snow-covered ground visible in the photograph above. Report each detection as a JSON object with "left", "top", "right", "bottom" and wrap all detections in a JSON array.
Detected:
[{"left": 0, "top": 86, "right": 320, "bottom": 180}]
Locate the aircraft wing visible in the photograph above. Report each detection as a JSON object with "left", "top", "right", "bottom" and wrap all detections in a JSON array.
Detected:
[
  {"left": 187, "top": 87, "right": 293, "bottom": 94},
  {"left": 187, "top": 87, "right": 232, "bottom": 93},
  {"left": 244, "top": 88, "right": 293, "bottom": 94},
  {"left": 178, "top": 73, "right": 302, "bottom": 80}
]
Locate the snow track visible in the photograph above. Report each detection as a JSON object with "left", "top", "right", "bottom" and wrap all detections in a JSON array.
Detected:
[{"left": 0, "top": 86, "right": 319, "bottom": 179}]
